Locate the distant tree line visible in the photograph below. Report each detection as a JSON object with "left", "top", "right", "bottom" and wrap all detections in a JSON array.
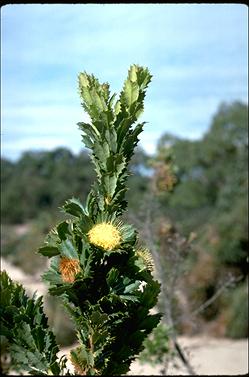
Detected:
[{"left": 1, "top": 100, "right": 248, "bottom": 338}]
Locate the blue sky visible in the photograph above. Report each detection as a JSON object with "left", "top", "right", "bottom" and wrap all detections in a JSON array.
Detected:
[{"left": 1, "top": 3, "right": 248, "bottom": 161}]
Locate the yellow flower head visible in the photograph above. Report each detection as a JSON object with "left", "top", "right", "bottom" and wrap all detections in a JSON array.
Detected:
[
  {"left": 59, "top": 257, "right": 80, "bottom": 283},
  {"left": 88, "top": 222, "right": 121, "bottom": 250}
]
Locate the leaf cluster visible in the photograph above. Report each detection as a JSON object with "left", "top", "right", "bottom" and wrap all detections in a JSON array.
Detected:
[
  {"left": 38, "top": 195, "right": 161, "bottom": 374},
  {"left": 78, "top": 65, "right": 152, "bottom": 217},
  {"left": 0, "top": 271, "right": 69, "bottom": 375}
]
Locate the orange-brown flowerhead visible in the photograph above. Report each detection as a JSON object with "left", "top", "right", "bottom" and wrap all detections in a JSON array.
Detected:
[
  {"left": 88, "top": 222, "right": 121, "bottom": 250},
  {"left": 59, "top": 257, "right": 80, "bottom": 283}
]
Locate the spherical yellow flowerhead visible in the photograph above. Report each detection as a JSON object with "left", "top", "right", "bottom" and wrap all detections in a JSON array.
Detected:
[{"left": 88, "top": 222, "right": 121, "bottom": 250}]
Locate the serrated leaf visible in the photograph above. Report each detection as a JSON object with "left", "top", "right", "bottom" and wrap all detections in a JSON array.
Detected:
[
  {"left": 57, "top": 221, "right": 70, "bottom": 240},
  {"left": 123, "top": 80, "right": 139, "bottom": 108},
  {"left": 106, "top": 154, "right": 126, "bottom": 179},
  {"left": 92, "top": 329, "right": 109, "bottom": 347},
  {"left": 129, "top": 65, "right": 137, "bottom": 82},
  {"left": 114, "top": 100, "right": 121, "bottom": 115},
  {"left": 79, "top": 72, "right": 89, "bottom": 88},
  {"left": 80, "top": 248, "right": 93, "bottom": 278},
  {"left": 42, "top": 270, "right": 62, "bottom": 285},
  {"left": 105, "top": 128, "right": 117, "bottom": 153},
  {"left": 93, "top": 89, "right": 106, "bottom": 112},
  {"left": 109, "top": 93, "right": 116, "bottom": 108},
  {"left": 93, "top": 141, "right": 110, "bottom": 167},
  {"left": 62, "top": 197, "right": 86, "bottom": 217},
  {"left": 31, "top": 326, "right": 45, "bottom": 352},
  {"left": 78, "top": 122, "right": 100, "bottom": 140},
  {"left": 123, "top": 122, "right": 144, "bottom": 161},
  {"left": 77, "top": 214, "right": 93, "bottom": 234},
  {"left": 81, "top": 134, "right": 94, "bottom": 149},
  {"left": 102, "top": 174, "right": 117, "bottom": 198},
  {"left": 80, "top": 86, "right": 93, "bottom": 107},
  {"left": 140, "top": 278, "right": 161, "bottom": 309},
  {"left": 59, "top": 239, "right": 78, "bottom": 259},
  {"left": 116, "top": 117, "right": 134, "bottom": 148}
]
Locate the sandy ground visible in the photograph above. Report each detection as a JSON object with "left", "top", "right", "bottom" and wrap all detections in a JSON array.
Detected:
[
  {"left": 58, "top": 336, "right": 248, "bottom": 376},
  {"left": 128, "top": 336, "right": 248, "bottom": 375},
  {"left": 1, "top": 257, "right": 48, "bottom": 296},
  {"left": 2, "top": 258, "right": 248, "bottom": 375}
]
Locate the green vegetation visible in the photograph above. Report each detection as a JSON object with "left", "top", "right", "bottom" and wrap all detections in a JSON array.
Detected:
[
  {"left": 153, "top": 101, "right": 248, "bottom": 337},
  {"left": 225, "top": 278, "right": 248, "bottom": 338},
  {"left": 1, "top": 64, "right": 161, "bottom": 375},
  {"left": 1, "top": 149, "right": 95, "bottom": 224},
  {"left": 139, "top": 322, "right": 171, "bottom": 372},
  {"left": 0, "top": 271, "right": 68, "bottom": 375}
]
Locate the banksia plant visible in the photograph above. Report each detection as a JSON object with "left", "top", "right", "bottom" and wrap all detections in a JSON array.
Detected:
[{"left": 0, "top": 65, "right": 161, "bottom": 375}]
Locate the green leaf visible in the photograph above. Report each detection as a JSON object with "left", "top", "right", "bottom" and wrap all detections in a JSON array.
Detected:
[
  {"left": 103, "top": 174, "right": 117, "bottom": 198},
  {"left": 125, "top": 80, "right": 139, "bottom": 107},
  {"left": 140, "top": 278, "right": 161, "bottom": 309},
  {"left": 129, "top": 65, "right": 137, "bottom": 82},
  {"left": 59, "top": 239, "right": 78, "bottom": 259},
  {"left": 139, "top": 313, "right": 162, "bottom": 333},
  {"left": 38, "top": 246, "right": 60, "bottom": 258},
  {"left": 42, "top": 270, "right": 62, "bottom": 285},
  {"left": 57, "top": 221, "right": 70, "bottom": 241},
  {"left": 78, "top": 122, "right": 100, "bottom": 140},
  {"left": 121, "top": 224, "right": 137, "bottom": 244},
  {"left": 93, "top": 141, "right": 110, "bottom": 167},
  {"left": 31, "top": 326, "right": 45, "bottom": 352},
  {"left": 81, "top": 134, "right": 94, "bottom": 149},
  {"left": 119, "top": 294, "right": 139, "bottom": 302},
  {"left": 105, "top": 128, "right": 117, "bottom": 153},
  {"left": 80, "top": 247, "right": 93, "bottom": 278},
  {"left": 48, "top": 285, "right": 71, "bottom": 296},
  {"left": 62, "top": 197, "right": 86, "bottom": 217},
  {"left": 90, "top": 311, "right": 109, "bottom": 326},
  {"left": 79, "top": 72, "right": 89, "bottom": 88},
  {"left": 106, "top": 268, "right": 120, "bottom": 287},
  {"left": 123, "top": 122, "right": 144, "bottom": 161},
  {"left": 106, "top": 154, "right": 126, "bottom": 178},
  {"left": 123, "top": 280, "right": 141, "bottom": 294},
  {"left": 114, "top": 100, "right": 121, "bottom": 115},
  {"left": 77, "top": 215, "right": 93, "bottom": 234}
]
